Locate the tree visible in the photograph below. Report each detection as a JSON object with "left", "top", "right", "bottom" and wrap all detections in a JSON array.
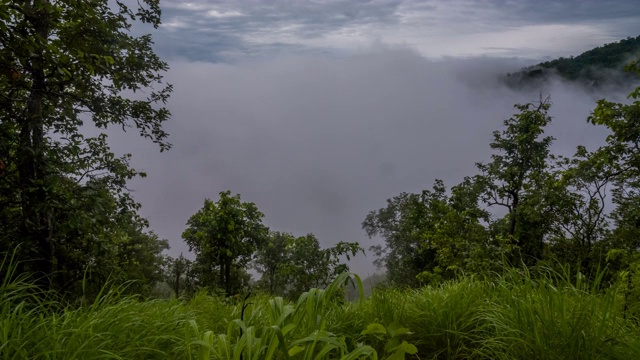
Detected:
[
  {"left": 182, "top": 191, "right": 268, "bottom": 296},
  {"left": 165, "top": 254, "right": 192, "bottom": 299},
  {"left": 546, "top": 148, "right": 611, "bottom": 275},
  {"left": 254, "top": 231, "right": 362, "bottom": 299},
  {"left": 363, "top": 190, "right": 435, "bottom": 286},
  {"left": 587, "top": 57, "right": 640, "bottom": 182},
  {"left": 0, "top": 0, "right": 171, "bottom": 290},
  {"left": 585, "top": 57, "right": 640, "bottom": 310},
  {"left": 283, "top": 234, "right": 362, "bottom": 299},
  {"left": 254, "top": 231, "right": 291, "bottom": 295},
  {"left": 418, "top": 177, "right": 499, "bottom": 282},
  {"left": 363, "top": 179, "right": 496, "bottom": 286},
  {"left": 476, "top": 99, "right": 555, "bottom": 265},
  {"left": 106, "top": 215, "right": 169, "bottom": 296},
  {"left": 43, "top": 179, "right": 168, "bottom": 298}
]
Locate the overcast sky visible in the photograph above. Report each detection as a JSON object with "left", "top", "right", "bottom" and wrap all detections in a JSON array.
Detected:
[
  {"left": 153, "top": 0, "right": 640, "bottom": 61},
  {"left": 114, "top": 0, "right": 640, "bottom": 277}
]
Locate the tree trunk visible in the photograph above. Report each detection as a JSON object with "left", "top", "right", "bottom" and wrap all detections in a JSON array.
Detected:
[
  {"left": 508, "top": 193, "right": 519, "bottom": 237},
  {"left": 18, "top": 0, "right": 52, "bottom": 290},
  {"left": 224, "top": 257, "right": 232, "bottom": 296},
  {"left": 174, "top": 267, "right": 181, "bottom": 298},
  {"left": 219, "top": 256, "right": 226, "bottom": 293}
]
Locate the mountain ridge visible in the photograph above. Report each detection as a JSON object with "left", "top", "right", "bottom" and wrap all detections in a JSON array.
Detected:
[{"left": 505, "top": 35, "right": 640, "bottom": 88}]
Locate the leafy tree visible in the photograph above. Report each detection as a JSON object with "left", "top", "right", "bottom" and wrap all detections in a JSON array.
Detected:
[
  {"left": 254, "top": 231, "right": 363, "bottom": 299},
  {"left": 254, "top": 231, "right": 291, "bottom": 295},
  {"left": 164, "top": 253, "right": 192, "bottom": 299},
  {"left": 418, "top": 177, "right": 500, "bottom": 281},
  {"left": 106, "top": 215, "right": 168, "bottom": 296},
  {"left": 363, "top": 190, "right": 436, "bottom": 286},
  {"left": 0, "top": 0, "right": 171, "bottom": 290},
  {"left": 476, "top": 99, "right": 555, "bottom": 265},
  {"left": 545, "top": 148, "right": 611, "bottom": 274},
  {"left": 585, "top": 57, "right": 640, "bottom": 307},
  {"left": 406, "top": 180, "right": 465, "bottom": 284},
  {"left": 46, "top": 179, "right": 168, "bottom": 298},
  {"left": 363, "top": 179, "right": 495, "bottom": 286},
  {"left": 283, "top": 234, "right": 362, "bottom": 299},
  {"left": 182, "top": 191, "right": 268, "bottom": 296},
  {"left": 587, "top": 59, "right": 640, "bottom": 181}
]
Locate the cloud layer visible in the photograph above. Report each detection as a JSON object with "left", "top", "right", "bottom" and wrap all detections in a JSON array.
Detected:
[
  {"left": 108, "top": 47, "right": 626, "bottom": 276},
  {"left": 154, "top": 0, "right": 640, "bottom": 62}
]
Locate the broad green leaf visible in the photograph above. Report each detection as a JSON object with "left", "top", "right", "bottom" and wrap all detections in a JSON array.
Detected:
[{"left": 361, "top": 323, "right": 387, "bottom": 335}]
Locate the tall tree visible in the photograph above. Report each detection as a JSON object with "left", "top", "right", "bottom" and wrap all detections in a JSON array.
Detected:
[
  {"left": 586, "top": 57, "right": 640, "bottom": 303},
  {"left": 476, "top": 99, "right": 555, "bottom": 265},
  {"left": 0, "top": 0, "right": 171, "bottom": 290},
  {"left": 182, "top": 191, "right": 268, "bottom": 296},
  {"left": 547, "top": 148, "right": 611, "bottom": 274}
]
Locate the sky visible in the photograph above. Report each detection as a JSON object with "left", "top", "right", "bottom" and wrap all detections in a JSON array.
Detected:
[
  {"left": 113, "top": 0, "right": 640, "bottom": 277},
  {"left": 153, "top": 0, "right": 640, "bottom": 61}
]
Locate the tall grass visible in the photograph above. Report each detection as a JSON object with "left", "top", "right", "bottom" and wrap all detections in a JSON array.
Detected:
[
  {"left": 1, "top": 256, "right": 639, "bottom": 359},
  {"left": 475, "top": 268, "right": 638, "bottom": 360}
]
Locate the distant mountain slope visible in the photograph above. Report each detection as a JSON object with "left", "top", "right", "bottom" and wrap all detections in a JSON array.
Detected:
[{"left": 506, "top": 35, "right": 640, "bottom": 88}]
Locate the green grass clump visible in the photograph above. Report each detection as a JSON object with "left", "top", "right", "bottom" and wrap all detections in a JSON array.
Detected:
[
  {"left": 475, "top": 268, "right": 639, "bottom": 360},
  {"left": 2, "top": 262, "right": 640, "bottom": 359}
]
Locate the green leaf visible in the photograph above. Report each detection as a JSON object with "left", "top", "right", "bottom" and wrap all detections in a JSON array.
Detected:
[
  {"left": 387, "top": 341, "right": 418, "bottom": 359},
  {"left": 397, "top": 341, "right": 418, "bottom": 354},
  {"left": 288, "top": 345, "right": 305, "bottom": 357},
  {"left": 282, "top": 324, "right": 296, "bottom": 335},
  {"left": 386, "top": 350, "right": 406, "bottom": 360},
  {"left": 384, "top": 338, "right": 400, "bottom": 353},
  {"left": 361, "top": 323, "right": 387, "bottom": 335},
  {"left": 386, "top": 322, "right": 411, "bottom": 338}
]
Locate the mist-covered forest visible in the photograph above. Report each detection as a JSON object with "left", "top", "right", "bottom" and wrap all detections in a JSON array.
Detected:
[
  {"left": 3, "top": 1, "right": 640, "bottom": 359},
  {"left": 506, "top": 35, "right": 640, "bottom": 88}
]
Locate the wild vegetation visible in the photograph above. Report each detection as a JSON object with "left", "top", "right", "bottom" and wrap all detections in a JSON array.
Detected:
[
  {"left": 4, "top": 259, "right": 640, "bottom": 360},
  {"left": 506, "top": 35, "right": 640, "bottom": 88},
  {"left": 3, "top": 1, "right": 640, "bottom": 359}
]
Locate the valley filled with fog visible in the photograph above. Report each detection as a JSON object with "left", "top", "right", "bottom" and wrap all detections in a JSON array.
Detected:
[{"left": 113, "top": 48, "right": 625, "bottom": 276}]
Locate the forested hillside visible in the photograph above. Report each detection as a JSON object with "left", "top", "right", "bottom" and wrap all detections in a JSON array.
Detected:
[{"left": 506, "top": 35, "right": 640, "bottom": 88}]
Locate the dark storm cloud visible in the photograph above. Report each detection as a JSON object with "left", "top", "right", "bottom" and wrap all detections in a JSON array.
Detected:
[{"left": 109, "top": 47, "right": 623, "bottom": 276}]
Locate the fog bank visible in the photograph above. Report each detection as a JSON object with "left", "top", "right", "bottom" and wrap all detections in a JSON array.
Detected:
[{"left": 111, "top": 48, "right": 625, "bottom": 276}]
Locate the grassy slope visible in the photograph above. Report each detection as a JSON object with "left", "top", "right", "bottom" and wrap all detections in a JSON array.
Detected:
[{"left": 2, "top": 269, "right": 639, "bottom": 359}]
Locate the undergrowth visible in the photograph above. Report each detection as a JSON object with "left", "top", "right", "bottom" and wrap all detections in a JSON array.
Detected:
[{"left": 2, "top": 253, "right": 639, "bottom": 359}]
